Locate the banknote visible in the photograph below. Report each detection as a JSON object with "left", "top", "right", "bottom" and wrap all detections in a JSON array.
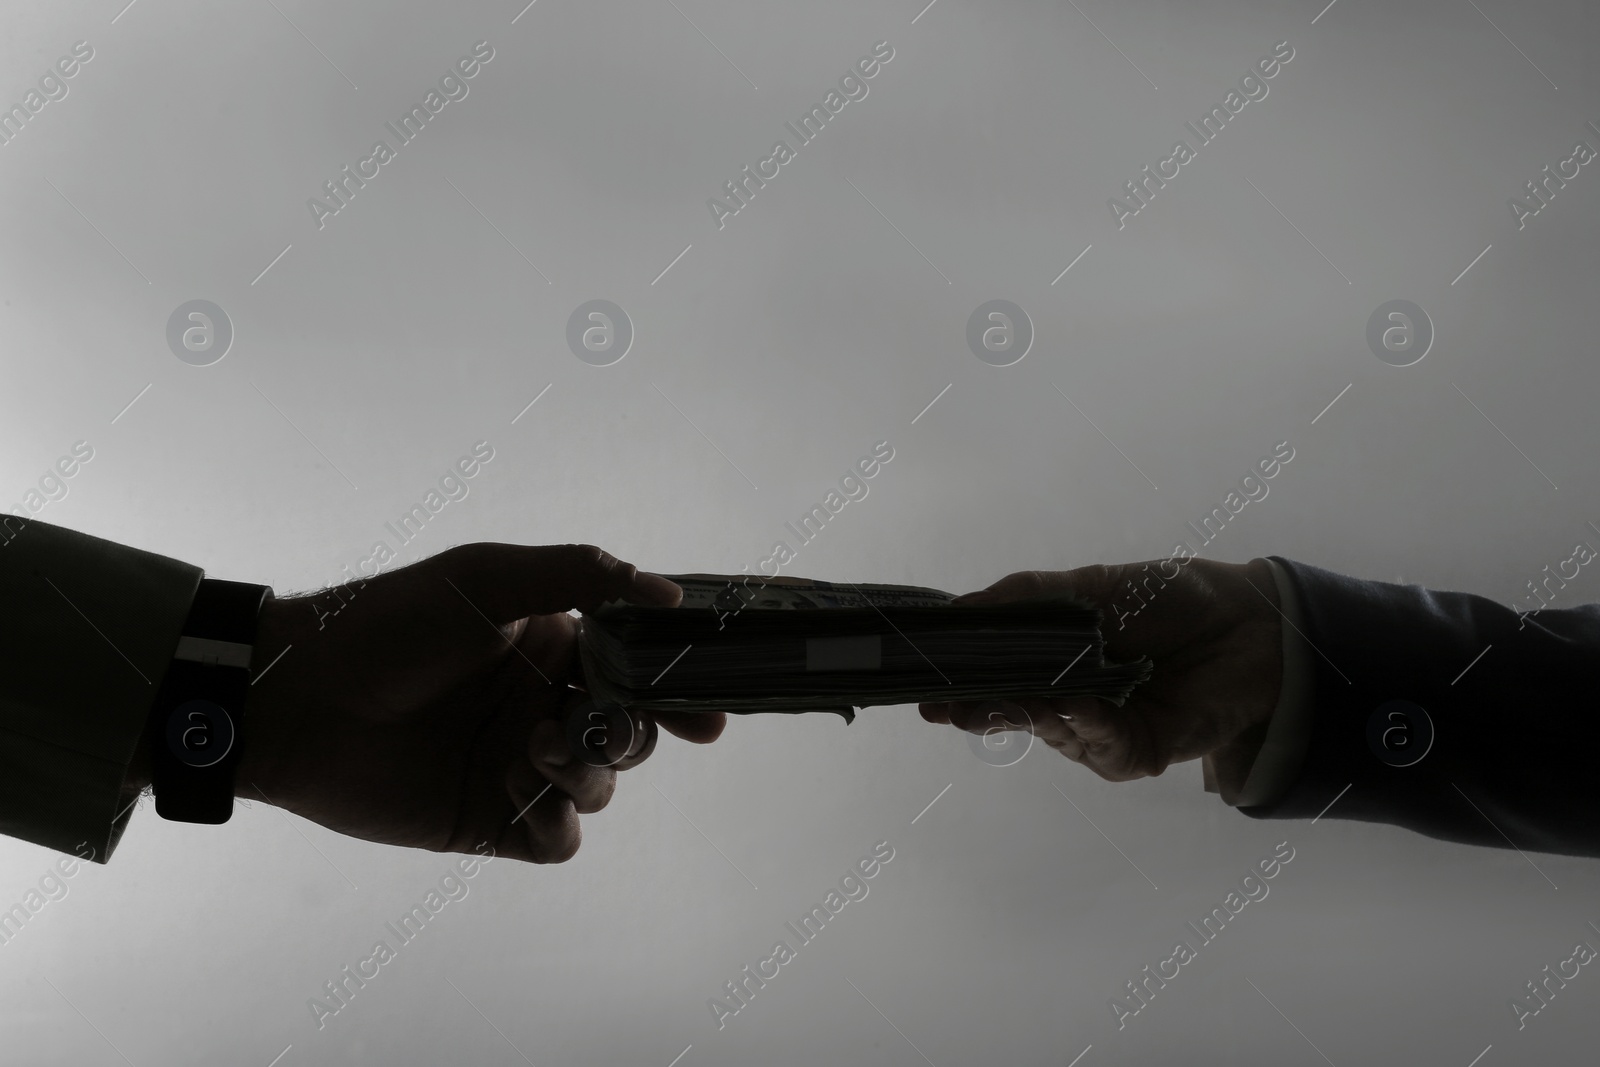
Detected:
[{"left": 577, "top": 573, "right": 1150, "bottom": 718}]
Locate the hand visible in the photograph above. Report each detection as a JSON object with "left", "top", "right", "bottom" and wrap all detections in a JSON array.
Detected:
[
  {"left": 919, "top": 558, "right": 1283, "bottom": 787},
  {"left": 234, "top": 543, "right": 725, "bottom": 863}
]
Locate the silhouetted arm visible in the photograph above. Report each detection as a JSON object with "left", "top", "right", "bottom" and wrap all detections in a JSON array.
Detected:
[
  {"left": 0, "top": 517, "right": 200, "bottom": 861},
  {"left": 1239, "top": 558, "right": 1600, "bottom": 858}
]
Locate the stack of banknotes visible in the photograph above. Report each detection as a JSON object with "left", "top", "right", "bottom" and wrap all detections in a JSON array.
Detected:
[{"left": 578, "top": 575, "right": 1151, "bottom": 719}]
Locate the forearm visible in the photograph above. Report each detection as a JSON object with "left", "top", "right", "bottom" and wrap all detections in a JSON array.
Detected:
[{"left": 1238, "top": 558, "right": 1600, "bottom": 858}]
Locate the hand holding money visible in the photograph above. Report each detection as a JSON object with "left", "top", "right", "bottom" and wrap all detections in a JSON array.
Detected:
[{"left": 919, "top": 560, "right": 1283, "bottom": 786}]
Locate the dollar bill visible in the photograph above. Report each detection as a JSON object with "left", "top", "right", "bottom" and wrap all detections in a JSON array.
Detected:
[{"left": 577, "top": 574, "right": 1150, "bottom": 718}]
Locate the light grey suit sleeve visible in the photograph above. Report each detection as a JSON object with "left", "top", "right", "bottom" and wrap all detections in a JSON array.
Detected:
[{"left": 0, "top": 517, "right": 201, "bottom": 861}]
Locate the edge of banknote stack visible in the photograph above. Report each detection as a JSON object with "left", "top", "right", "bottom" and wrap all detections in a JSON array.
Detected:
[{"left": 577, "top": 574, "right": 1151, "bottom": 719}]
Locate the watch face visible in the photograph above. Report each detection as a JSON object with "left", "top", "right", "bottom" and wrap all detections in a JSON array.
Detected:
[{"left": 166, "top": 699, "right": 236, "bottom": 768}]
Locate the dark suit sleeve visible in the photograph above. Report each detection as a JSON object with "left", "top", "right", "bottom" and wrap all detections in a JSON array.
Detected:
[
  {"left": 0, "top": 517, "right": 202, "bottom": 861},
  {"left": 1237, "top": 556, "right": 1600, "bottom": 859}
]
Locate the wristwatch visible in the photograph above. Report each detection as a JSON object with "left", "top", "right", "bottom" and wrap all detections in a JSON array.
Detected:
[{"left": 145, "top": 578, "right": 273, "bottom": 823}]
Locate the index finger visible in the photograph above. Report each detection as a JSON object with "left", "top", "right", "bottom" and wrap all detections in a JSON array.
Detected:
[{"left": 437, "top": 543, "right": 683, "bottom": 622}]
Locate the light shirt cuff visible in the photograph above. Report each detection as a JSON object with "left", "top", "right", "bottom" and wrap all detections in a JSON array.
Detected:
[{"left": 1202, "top": 557, "right": 1314, "bottom": 806}]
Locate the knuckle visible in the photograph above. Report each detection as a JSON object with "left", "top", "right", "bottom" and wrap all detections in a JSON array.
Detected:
[
  {"left": 432, "top": 541, "right": 484, "bottom": 573},
  {"left": 1003, "top": 570, "right": 1048, "bottom": 595},
  {"left": 589, "top": 775, "right": 618, "bottom": 812},
  {"left": 564, "top": 543, "right": 608, "bottom": 569},
  {"left": 569, "top": 544, "right": 634, "bottom": 584},
  {"left": 531, "top": 826, "right": 582, "bottom": 865},
  {"left": 551, "top": 831, "right": 582, "bottom": 864}
]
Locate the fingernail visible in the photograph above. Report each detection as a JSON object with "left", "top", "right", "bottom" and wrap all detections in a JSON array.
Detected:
[
  {"left": 635, "top": 571, "right": 683, "bottom": 606},
  {"left": 953, "top": 590, "right": 1000, "bottom": 605}
]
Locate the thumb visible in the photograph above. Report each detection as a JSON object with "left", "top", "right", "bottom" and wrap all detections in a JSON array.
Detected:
[
  {"left": 434, "top": 543, "right": 683, "bottom": 623},
  {"left": 954, "top": 564, "right": 1129, "bottom": 608}
]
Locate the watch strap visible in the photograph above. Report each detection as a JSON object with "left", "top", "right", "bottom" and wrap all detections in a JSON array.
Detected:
[{"left": 149, "top": 578, "right": 272, "bottom": 823}]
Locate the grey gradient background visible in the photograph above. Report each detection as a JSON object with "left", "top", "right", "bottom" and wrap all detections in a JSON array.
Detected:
[{"left": 3, "top": 0, "right": 1599, "bottom": 1064}]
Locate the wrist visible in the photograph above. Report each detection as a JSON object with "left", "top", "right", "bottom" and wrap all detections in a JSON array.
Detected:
[
  {"left": 1204, "top": 558, "right": 1286, "bottom": 802},
  {"left": 1238, "top": 556, "right": 1284, "bottom": 726},
  {"left": 137, "top": 578, "right": 275, "bottom": 823},
  {"left": 236, "top": 595, "right": 300, "bottom": 802},
  {"left": 120, "top": 732, "right": 153, "bottom": 807}
]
